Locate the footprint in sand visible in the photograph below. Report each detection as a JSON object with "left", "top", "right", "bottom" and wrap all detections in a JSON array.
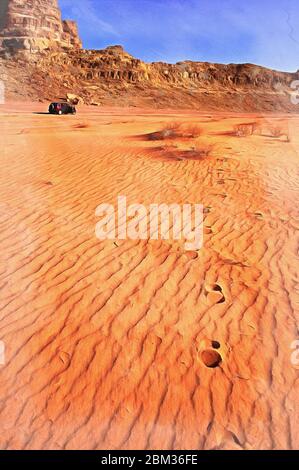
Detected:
[
  {"left": 203, "top": 206, "right": 212, "bottom": 214},
  {"left": 204, "top": 226, "right": 212, "bottom": 235},
  {"left": 201, "top": 348, "right": 222, "bottom": 368},
  {"left": 198, "top": 338, "right": 226, "bottom": 368},
  {"left": 205, "top": 283, "right": 226, "bottom": 305},
  {"left": 59, "top": 351, "right": 71, "bottom": 366},
  {"left": 183, "top": 251, "right": 199, "bottom": 260}
]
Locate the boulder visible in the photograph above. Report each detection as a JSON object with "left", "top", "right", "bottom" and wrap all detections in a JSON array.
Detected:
[{"left": 66, "top": 93, "right": 83, "bottom": 105}]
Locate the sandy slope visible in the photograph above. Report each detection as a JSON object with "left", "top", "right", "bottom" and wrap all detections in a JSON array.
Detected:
[{"left": 0, "top": 102, "right": 298, "bottom": 450}]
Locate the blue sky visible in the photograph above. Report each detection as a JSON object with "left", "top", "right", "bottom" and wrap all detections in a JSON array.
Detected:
[{"left": 59, "top": 0, "right": 299, "bottom": 72}]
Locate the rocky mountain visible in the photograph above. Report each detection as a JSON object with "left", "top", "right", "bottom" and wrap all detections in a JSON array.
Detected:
[
  {"left": 0, "top": 0, "right": 298, "bottom": 111},
  {"left": 0, "top": 0, "right": 81, "bottom": 52}
]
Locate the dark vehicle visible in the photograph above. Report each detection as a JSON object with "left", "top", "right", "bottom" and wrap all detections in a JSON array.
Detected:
[{"left": 49, "top": 102, "right": 76, "bottom": 115}]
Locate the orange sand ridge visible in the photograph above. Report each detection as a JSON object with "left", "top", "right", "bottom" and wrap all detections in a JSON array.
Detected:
[{"left": 0, "top": 102, "right": 298, "bottom": 449}]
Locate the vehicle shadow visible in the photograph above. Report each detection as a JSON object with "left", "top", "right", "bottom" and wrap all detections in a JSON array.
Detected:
[{"left": 33, "top": 112, "right": 50, "bottom": 115}]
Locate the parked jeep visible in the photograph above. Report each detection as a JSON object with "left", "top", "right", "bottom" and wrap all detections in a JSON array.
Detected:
[{"left": 49, "top": 102, "right": 76, "bottom": 115}]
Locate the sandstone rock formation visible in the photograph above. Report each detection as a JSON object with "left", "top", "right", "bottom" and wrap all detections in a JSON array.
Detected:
[
  {"left": 1, "top": 44, "right": 298, "bottom": 112},
  {"left": 62, "top": 20, "right": 82, "bottom": 49},
  {"left": 0, "top": 1, "right": 298, "bottom": 111},
  {"left": 0, "top": 0, "right": 81, "bottom": 52}
]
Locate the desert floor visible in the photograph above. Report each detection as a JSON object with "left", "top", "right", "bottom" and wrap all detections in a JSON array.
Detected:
[{"left": 0, "top": 103, "right": 298, "bottom": 450}]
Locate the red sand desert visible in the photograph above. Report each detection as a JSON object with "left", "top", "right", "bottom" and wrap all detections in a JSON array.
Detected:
[{"left": 0, "top": 102, "right": 298, "bottom": 450}]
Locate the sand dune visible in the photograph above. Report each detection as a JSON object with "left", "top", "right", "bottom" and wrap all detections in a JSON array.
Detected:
[{"left": 0, "top": 102, "right": 298, "bottom": 450}]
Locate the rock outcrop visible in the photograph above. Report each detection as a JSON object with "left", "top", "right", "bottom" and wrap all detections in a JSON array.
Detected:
[
  {"left": 62, "top": 20, "right": 82, "bottom": 50},
  {"left": 0, "top": 1, "right": 298, "bottom": 112},
  {"left": 0, "top": 0, "right": 81, "bottom": 52}
]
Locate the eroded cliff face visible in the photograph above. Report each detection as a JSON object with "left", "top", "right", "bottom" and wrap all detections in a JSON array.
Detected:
[
  {"left": 1, "top": 45, "right": 298, "bottom": 112},
  {"left": 0, "top": 2, "right": 298, "bottom": 111},
  {"left": 0, "top": 0, "right": 81, "bottom": 52},
  {"left": 62, "top": 20, "right": 82, "bottom": 49}
]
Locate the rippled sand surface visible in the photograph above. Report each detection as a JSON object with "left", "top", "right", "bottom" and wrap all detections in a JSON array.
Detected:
[{"left": 0, "top": 103, "right": 298, "bottom": 449}]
